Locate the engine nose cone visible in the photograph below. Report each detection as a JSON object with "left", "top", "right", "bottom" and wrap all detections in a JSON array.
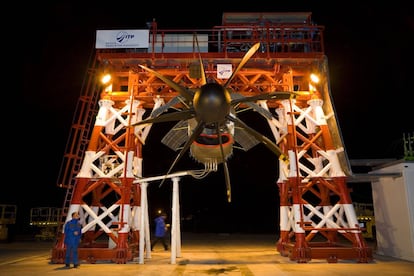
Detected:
[{"left": 194, "top": 83, "right": 231, "bottom": 123}]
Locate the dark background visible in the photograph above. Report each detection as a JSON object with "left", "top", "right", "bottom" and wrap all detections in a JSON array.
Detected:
[{"left": 9, "top": 1, "right": 413, "bottom": 235}]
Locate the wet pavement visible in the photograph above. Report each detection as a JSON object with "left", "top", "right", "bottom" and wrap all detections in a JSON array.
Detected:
[{"left": 1, "top": 233, "right": 413, "bottom": 275}]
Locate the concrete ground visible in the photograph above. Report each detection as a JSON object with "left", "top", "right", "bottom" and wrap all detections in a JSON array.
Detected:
[{"left": 1, "top": 233, "right": 413, "bottom": 275}]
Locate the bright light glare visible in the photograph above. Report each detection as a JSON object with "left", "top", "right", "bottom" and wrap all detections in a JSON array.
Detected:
[
  {"left": 310, "top": 73, "right": 320, "bottom": 83},
  {"left": 102, "top": 74, "right": 112, "bottom": 84}
]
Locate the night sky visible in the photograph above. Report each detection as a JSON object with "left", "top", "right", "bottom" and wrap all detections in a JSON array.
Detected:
[{"left": 12, "top": 2, "right": 413, "bottom": 233}]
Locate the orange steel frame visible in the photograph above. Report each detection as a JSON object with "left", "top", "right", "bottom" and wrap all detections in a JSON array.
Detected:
[{"left": 51, "top": 12, "right": 372, "bottom": 264}]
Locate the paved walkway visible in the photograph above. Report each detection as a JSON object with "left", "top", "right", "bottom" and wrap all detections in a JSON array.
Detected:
[{"left": 1, "top": 233, "right": 413, "bottom": 275}]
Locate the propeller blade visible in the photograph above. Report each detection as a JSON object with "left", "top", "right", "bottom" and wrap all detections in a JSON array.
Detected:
[
  {"left": 159, "top": 121, "right": 206, "bottom": 187},
  {"left": 224, "top": 42, "right": 261, "bottom": 88},
  {"left": 133, "top": 109, "right": 195, "bottom": 126},
  {"left": 231, "top": 91, "right": 296, "bottom": 106},
  {"left": 150, "top": 95, "right": 187, "bottom": 118},
  {"left": 194, "top": 33, "right": 207, "bottom": 86},
  {"left": 139, "top": 65, "right": 194, "bottom": 102},
  {"left": 227, "top": 115, "right": 288, "bottom": 163},
  {"left": 231, "top": 93, "right": 273, "bottom": 119},
  {"left": 216, "top": 124, "right": 232, "bottom": 202},
  {"left": 223, "top": 161, "right": 231, "bottom": 202}
]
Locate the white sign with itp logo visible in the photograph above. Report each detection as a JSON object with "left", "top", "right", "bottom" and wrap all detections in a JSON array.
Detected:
[
  {"left": 217, "top": 64, "right": 233, "bottom": 79},
  {"left": 95, "top": 30, "right": 149, "bottom": 49}
]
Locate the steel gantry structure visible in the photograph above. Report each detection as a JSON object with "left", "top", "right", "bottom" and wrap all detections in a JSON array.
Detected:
[{"left": 51, "top": 12, "right": 372, "bottom": 264}]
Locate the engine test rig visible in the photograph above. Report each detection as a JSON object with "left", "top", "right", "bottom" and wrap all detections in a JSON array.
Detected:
[{"left": 51, "top": 12, "right": 372, "bottom": 264}]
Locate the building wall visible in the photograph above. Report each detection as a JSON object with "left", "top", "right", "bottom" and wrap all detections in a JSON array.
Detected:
[{"left": 371, "top": 161, "right": 414, "bottom": 262}]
